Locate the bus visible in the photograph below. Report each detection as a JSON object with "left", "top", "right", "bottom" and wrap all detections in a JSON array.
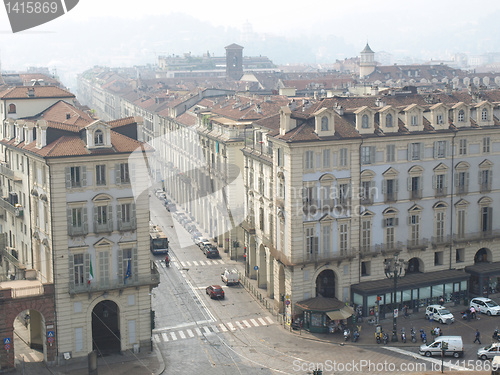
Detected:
[{"left": 150, "top": 224, "right": 169, "bottom": 255}]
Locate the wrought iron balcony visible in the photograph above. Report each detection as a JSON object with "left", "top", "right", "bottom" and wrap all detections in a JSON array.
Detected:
[
  {"left": 69, "top": 261, "right": 160, "bottom": 295},
  {"left": 0, "top": 198, "right": 23, "bottom": 217},
  {"left": 407, "top": 238, "right": 429, "bottom": 250},
  {"left": 304, "top": 247, "right": 354, "bottom": 263}
]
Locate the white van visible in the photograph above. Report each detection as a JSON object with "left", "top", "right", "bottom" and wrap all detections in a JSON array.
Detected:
[
  {"left": 419, "top": 336, "right": 463, "bottom": 358},
  {"left": 492, "top": 356, "right": 500, "bottom": 375}
]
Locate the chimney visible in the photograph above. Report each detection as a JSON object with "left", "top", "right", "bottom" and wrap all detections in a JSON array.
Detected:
[
  {"left": 279, "top": 106, "right": 296, "bottom": 135},
  {"left": 27, "top": 88, "right": 35, "bottom": 97}
]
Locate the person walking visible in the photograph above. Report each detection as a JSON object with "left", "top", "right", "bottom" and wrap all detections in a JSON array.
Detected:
[{"left": 474, "top": 329, "right": 481, "bottom": 344}]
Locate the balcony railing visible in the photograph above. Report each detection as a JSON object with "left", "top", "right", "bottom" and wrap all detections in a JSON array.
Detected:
[
  {"left": 0, "top": 162, "right": 22, "bottom": 181},
  {"left": 0, "top": 198, "right": 23, "bottom": 217},
  {"left": 434, "top": 188, "right": 447, "bottom": 197},
  {"left": 305, "top": 247, "right": 354, "bottom": 262},
  {"left": 452, "top": 229, "right": 500, "bottom": 243},
  {"left": 407, "top": 238, "right": 429, "bottom": 250},
  {"left": 69, "top": 261, "right": 159, "bottom": 295},
  {"left": 480, "top": 182, "right": 492, "bottom": 193},
  {"left": 456, "top": 186, "right": 468, "bottom": 195},
  {"left": 431, "top": 235, "right": 449, "bottom": 247},
  {"left": 385, "top": 192, "right": 397, "bottom": 203},
  {"left": 410, "top": 190, "right": 422, "bottom": 200}
]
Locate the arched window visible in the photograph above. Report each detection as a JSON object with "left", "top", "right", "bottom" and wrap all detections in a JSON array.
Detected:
[
  {"left": 362, "top": 114, "right": 369, "bottom": 128},
  {"left": 8, "top": 104, "right": 16, "bottom": 114},
  {"left": 386, "top": 113, "right": 393, "bottom": 127},
  {"left": 482, "top": 108, "right": 488, "bottom": 121},
  {"left": 94, "top": 129, "right": 104, "bottom": 145},
  {"left": 458, "top": 109, "right": 465, "bottom": 122},
  {"left": 321, "top": 116, "right": 329, "bottom": 131}
]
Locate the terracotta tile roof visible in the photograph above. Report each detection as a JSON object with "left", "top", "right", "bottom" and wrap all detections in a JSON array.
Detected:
[
  {"left": 107, "top": 116, "right": 137, "bottom": 129},
  {"left": 0, "top": 86, "right": 74, "bottom": 99},
  {"left": 176, "top": 112, "right": 197, "bottom": 126},
  {"left": 23, "top": 100, "right": 93, "bottom": 128}
]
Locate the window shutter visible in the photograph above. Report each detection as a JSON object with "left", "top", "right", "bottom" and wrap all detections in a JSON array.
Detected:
[
  {"left": 407, "top": 144, "right": 411, "bottom": 161},
  {"left": 132, "top": 203, "right": 136, "bottom": 229},
  {"left": 132, "top": 247, "right": 138, "bottom": 281},
  {"left": 382, "top": 219, "right": 387, "bottom": 228},
  {"left": 117, "top": 204, "right": 122, "bottom": 230},
  {"left": 84, "top": 253, "right": 90, "bottom": 284},
  {"left": 65, "top": 167, "right": 71, "bottom": 188},
  {"left": 117, "top": 249, "right": 123, "bottom": 282},
  {"left": 478, "top": 171, "right": 482, "bottom": 185},
  {"left": 108, "top": 205, "right": 113, "bottom": 231},
  {"left": 81, "top": 166, "right": 87, "bottom": 187},
  {"left": 419, "top": 143, "right": 424, "bottom": 159},
  {"left": 394, "top": 179, "right": 399, "bottom": 192},
  {"left": 407, "top": 177, "right": 411, "bottom": 191},
  {"left": 370, "top": 147, "right": 376, "bottom": 163},
  {"left": 446, "top": 141, "right": 451, "bottom": 157},
  {"left": 465, "top": 172, "right": 470, "bottom": 188},
  {"left": 115, "top": 164, "right": 121, "bottom": 184},
  {"left": 83, "top": 207, "right": 88, "bottom": 234},
  {"left": 433, "top": 142, "right": 438, "bottom": 158},
  {"left": 67, "top": 208, "right": 72, "bottom": 235},
  {"left": 432, "top": 175, "right": 436, "bottom": 189},
  {"left": 69, "top": 254, "right": 75, "bottom": 287},
  {"left": 488, "top": 207, "right": 493, "bottom": 231},
  {"left": 394, "top": 217, "right": 399, "bottom": 226},
  {"left": 420, "top": 175, "right": 423, "bottom": 189},
  {"left": 407, "top": 216, "right": 411, "bottom": 225},
  {"left": 382, "top": 180, "right": 387, "bottom": 194},
  {"left": 444, "top": 174, "right": 448, "bottom": 188},
  {"left": 93, "top": 207, "right": 98, "bottom": 232},
  {"left": 454, "top": 173, "right": 459, "bottom": 187}
]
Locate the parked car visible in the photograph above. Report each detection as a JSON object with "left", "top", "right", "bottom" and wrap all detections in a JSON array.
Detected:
[
  {"left": 221, "top": 269, "right": 239, "bottom": 286},
  {"left": 206, "top": 285, "right": 224, "bottom": 299},
  {"left": 470, "top": 297, "right": 500, "bottom": 316},
  {"left": 198, "top": 239, "right": 211, "bottom": 249},
  {"left": 203, "top": 245, "right": 220, "bottom": 258},
  {"left": 478, "top": 343, "right": 500, "bottom": 360},
  {"left": 425, "top": 305, "right": 455, "bottom": 324},
  {"left": 419, "top": 336, "right": 463, "bottom": 358}
]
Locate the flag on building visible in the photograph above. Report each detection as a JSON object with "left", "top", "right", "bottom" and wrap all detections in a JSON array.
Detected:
[
  {"left": 88, "top": 258, "right": 94, "bottom": 285},
  {"left": 124, "top": 259, "right": 131, "bottom": 283}
]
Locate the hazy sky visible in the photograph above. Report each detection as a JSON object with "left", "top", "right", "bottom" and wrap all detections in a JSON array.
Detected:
[{"left": 1, "top": 0, "right": 500, "bottom": 89}]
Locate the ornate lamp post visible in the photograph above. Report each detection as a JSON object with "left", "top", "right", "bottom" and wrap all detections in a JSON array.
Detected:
[{"left": 384, "top": 253, "right": 407, "bottom": 342}]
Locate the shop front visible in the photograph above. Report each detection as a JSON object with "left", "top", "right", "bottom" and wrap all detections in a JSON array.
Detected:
[
  {"left": 351, "top": 269, "right": 469, "bottom": 318},
  {"left": 294, "top": 296, "right": 354, "bottom": 334},
  {"left": 465, "top": 261, "right": 500, "bottom": 298}
]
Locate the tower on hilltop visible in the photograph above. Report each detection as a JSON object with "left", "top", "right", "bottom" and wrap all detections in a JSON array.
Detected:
[{"left": 359, "top": 43, "right": 375, "bottom": 78}]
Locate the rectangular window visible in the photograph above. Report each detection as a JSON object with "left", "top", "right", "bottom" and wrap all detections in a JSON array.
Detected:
[
  {"left": 483, "top": 137, "right": 491, "bottom": 153},
  {"left": 386, "top": 225, "right": 395, "bottom": 249},
  {"left": 70, "top": 166, "right": 81, "bottom": 188},
  {"left": 435, "top": 174, "right": 446, "bottom": 196},
  {"left": 361, "top": 261, "right": 371, "bottom": 276},
  {"left": 361, "top": 146, "right": 375, "bottom": 164},
  {"left": 119, "top": 163, "right": 130, "bottom": 184},
  {"left": 386, "top": 145, "right": 395, "bottom": 162},
  {"left": 410, "top": 215, "right": 420, "bottom": 244},
  {"left": 277, "top": 148, "right": 284, "bottom": 166},
  {"left": 411, "top": 115, "right": 418, "bottom": 126},
  {"left": 481, "top": 206, "right": 492, "bottom": 232},
  {"left": 322, "top": 225, "right": 331, "bottom": 256},
  {"left": 338, "top": 183, "right": 350, "bottom": 206},
  {"left": 361, "top": 219, "right": 371, "bottom": 250},
  {"left": 480, "top": 170, "right": 492, "bottom": 192},
  {"left": 339, "top": 223, "right": 348, "bottom": 253},
  {"left": 360, "top": 181, "right": 373, "bottom": 204},
  {"left": 97, "top": 206, "right": 107, "bottom": 225},
  {"left": 339, "top": 148, "right": 348, "bottom": 167},
  {"left": 73, "top": 254, "right": 84, "bottom": 286},
  {"left": 457, "top": 209, "right": 466, "bottom": 238},
  {"left": 99, "top": 251, "right": 109, "bottom": 286},
  {"left": 410, "top": 176, "right": 421, "bottom": 199},
  {"left": 459, "top": 139, "right": 467, "bottom": 155},
  {"left": 456, "top": 171, "right": 469, "bottom": 194},
  {"left": 305, "top": 151, "right": 314, "bottom": 170},
  {"left": 305, "top": 227, "right": 318, "bottom": 257},
  {"left": 434, "top": 251, "right": 444, "bottom": 266},
  {"left": 322, "top": 149, "right": 330, "bottom": 168},
  {"left": 434, "top": 141, "right": 447, "bottom": 158},
  {"left": 96, "top": 165, "right": 106, "bottom": 186},
  {"left": 456, "top": 248, "right": 465, "bottom": 263},
  {"left": 436, "top": 114, "right": 443, "bottom": 124},
  {"left": 436, "top": 212, "right": 445, "bottom": 241},
  {"left": 384, "top": 178, "right": 398, "bottom": 202}
]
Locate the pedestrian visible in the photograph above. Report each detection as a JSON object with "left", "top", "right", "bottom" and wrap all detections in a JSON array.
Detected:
[
  {"left": 470, "top": 306, "right": 476, "bottom": 320},
  {"left": 439, "top": 297, "right": 444, "bottom": 306},
  {"left": 403, "top": 305, "right": 409, "bottom": 318},
  {"left": 474, "top": 329, "right": 481, "bottom": 344}
]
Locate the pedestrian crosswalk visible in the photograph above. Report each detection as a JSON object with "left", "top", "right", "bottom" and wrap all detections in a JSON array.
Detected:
[
  {"left": 153, "top": 316, "right": 274, "bottom": 343},
  {"left": 179, "top": 259, "right": 224, "bottom": 267}
]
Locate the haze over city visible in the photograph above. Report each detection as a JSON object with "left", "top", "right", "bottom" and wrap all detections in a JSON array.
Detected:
[{"left": 1, "top": 0, "right": 500, "bottom": 89}]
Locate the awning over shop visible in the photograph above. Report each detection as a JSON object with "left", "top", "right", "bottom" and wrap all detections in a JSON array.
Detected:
[
  {"left": 295, "top": 296, "right": 346, "bottom": 312},
  {"left": 465, "top": 262, "right": 500, "bottom": 277},
  {"left": 326, "top": 306, "right": 354, "bottom": 320}
]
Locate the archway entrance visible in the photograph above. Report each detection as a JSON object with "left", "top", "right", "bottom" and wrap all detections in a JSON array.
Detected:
[
  {"left": 316, "top": 270, "right": 336, "bottom": 298},
  {"left": 474, "top": 248, "right": 491, "bottom": 263},
  {"left": 257, "top": 245, "right": 267, "bottom": 289},
  {"left": 13, "top": 309, "right": 45, "bottom": 366},
  {"left": 92, "top": 300, "right": 120, "bottom": 356},
  {"left": 406, "top": 258, "right": 423, "bottom": 274}
]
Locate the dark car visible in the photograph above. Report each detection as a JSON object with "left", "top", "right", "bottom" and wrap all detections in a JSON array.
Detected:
[
  {"left": 203, "top": 245, "right": 220, "bottom": 259},
  {"left": 206, "top": 285, "right": 224, "bottom": 299}
]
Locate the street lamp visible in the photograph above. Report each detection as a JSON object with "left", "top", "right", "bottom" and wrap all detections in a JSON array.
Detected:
[{"left": 384, "top": 253, "right": 407, "bottom": 342}]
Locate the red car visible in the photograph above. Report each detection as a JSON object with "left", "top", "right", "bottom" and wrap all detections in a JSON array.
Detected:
[{"left": 206, "top": 285, "right": 224, "bottom": 299}]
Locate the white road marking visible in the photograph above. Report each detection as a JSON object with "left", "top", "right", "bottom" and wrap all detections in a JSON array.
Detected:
[
  {"left": 161, "top": 333, "right": 169, "bottom": 342},
  {"left": 199, "top": 260, "right": 206, "bottom": 266},
  {"left": 211, "top": 325, "right": 219, "bottom": 333},
  {"left": 170, "top": 332, "right": 177, "bottom": 341},
  {"left": 265, "top": 316, "right": 273, "bottom": 324},
  {"left": 181, "top": 262, "right": 187, "bottom": 267},
  {"left": 250, "top": 319, "right": 259, "bottom": 327},
  {"left": 227, "top": 322, "right": 236, "bottom": 331},
  {"left": 384, "top": 347, "right": 471, "bottom": 371},
  {"left": 178, "top": 331, "right": 186, "bottom": 339},
  {"left": 242, "top": 320, "right": 252, "bottom": 328},
  {"left": 235, "top": 321, "right": 245, "bottom": 330},
  {"left": 258, "top": 318, "right": 267, "bottom": 325},
  {"left": 216, "top": 259, "right": 224, "bottom": 264},
  {"left": 219, "top": 324, "right": 228, "bottom": 332},
  {"left": 195, "top": 327, "right": 202, "bottom": 336},
  {"left": 186, "top": 329, "right": 194, "bottom": 338},
  {"left": 153, "top": 320, "right": 212, "bottom": 333},
  {"left": 193, "top": 261, "right": 199, "bottom": 266},
  {"left": 153, "top": 334, "right": 161, "bottom": 343},
  {"left": 203, "top": 326, "right": 211, "bottom": 334}
]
